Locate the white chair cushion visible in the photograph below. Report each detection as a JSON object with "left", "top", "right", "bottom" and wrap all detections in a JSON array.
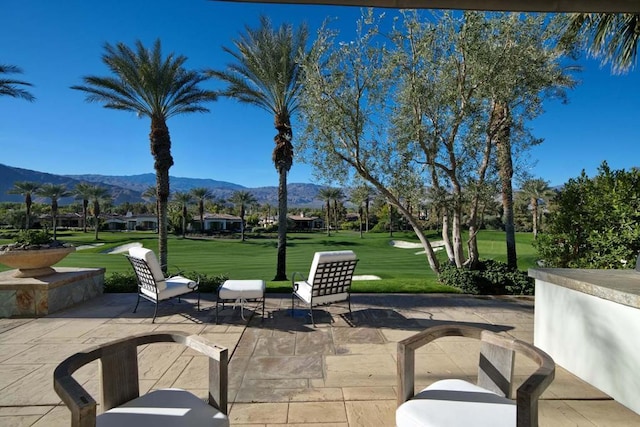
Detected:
[
  {"left": 140, "top": 276, "right": 197, "bottom": 301},
  {"left": 293, "top": 280, "right": 348, "bottom": 305},
  {"left": 396, "top": 379, "right": 516, "bottom": 427},
  {"left": 307, "top": 250, "right": 356, "bottom": 283},
  {"left": 97, "top": 388, "right": 229, "bottom": 427},
  {"left": 218, "top": 280, "right": 265, "bottom": 300},
  {"left": 129, "top": 247, "right": 167, "bottom": 291}
]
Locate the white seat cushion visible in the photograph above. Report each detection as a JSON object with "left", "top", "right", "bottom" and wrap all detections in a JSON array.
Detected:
[
  {"left": 218, "top": 280, "right": 265, "bottom": 300},
  {"left": 293, "top": 280, "right": 348, "bottom": 305},
  {"left": 97, "top": 388, "right": 228, "bottom": 427},
  {"left": 129, "top": 247, "right": 167, "bottom": 291},
  {"left": 140, "top": 276, "right": 197, "bottom": 301},
  {"left": 396, "top": 379, "right": 516, "bottom": 427}
]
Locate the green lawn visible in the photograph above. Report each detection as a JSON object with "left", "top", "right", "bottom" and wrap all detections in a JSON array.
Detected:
[{"left": 0, "top": 229, "right": 538, "bottom": 293}]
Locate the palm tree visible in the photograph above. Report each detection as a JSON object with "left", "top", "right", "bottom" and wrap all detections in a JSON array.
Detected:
[
  {"left": 520, "top": 178, "right": 555, "bottom": 239},
  {"left": 0, "top": 64, "right": 35, "bottom": 101},
  {"left": 72, "top": 39, "right": 216, "bottom": 272},
  {"left": 86, "top": 185, "right": 111, "bottom": 240},
  {"left": 173, "top": 191, "right": 193, "bottom": 238},
  {"left": 7, "top": 181, "right": 40, "bottom": 229},
  {"left": 190, "top": 187, "right": 212, "bottom": 234},
  {"left": 229, "top": 191, "right": 258, "bottom": 242},
  {"left": 209, "top": 16, "right": 309, "bottom": 281},
  {"left": 350, "top": 184, "right": 373, "bottom": 234},
  {"left": 141, "top": 185, "right": 159, "bottom": 232},
  {"left": 36, "top": 184, "right": 71, "bottom": 240},
  {"left": 74, "top": 183, "right": 94, "bottom": 233},
  {"left": 317, "top": 188, "right": 334, "bottom": 236},
  {"left": 331, "top": 188, "right": 345, "bottom": 232},
  {"left": 562, "top": 13, "right": 639, "bottom": 74}
]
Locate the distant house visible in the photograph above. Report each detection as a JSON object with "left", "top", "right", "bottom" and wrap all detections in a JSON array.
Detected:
[
  {"left": 195, "top": 213, "right": 242, "bottom": 232},
  {"left": 103, "top": 213, "right": 158, "bottom": 231},
  {"left": 37, "top": 213, "right": 84, "bottom": 229},
  {"left": 288, "top": 212, "right": 323, "bottom": 231}
]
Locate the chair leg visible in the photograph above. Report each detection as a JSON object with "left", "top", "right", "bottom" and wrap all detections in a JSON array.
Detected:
[
  {"left": 348, "top": 295, "right": 352, "bottom": 319},
  {"left": 262, "top": 297, "right": 265, "bottom": 322},
  {"left": 196, "top": 291, "right": 201, "bottom": 312},
  {"left": 216, "top": 298, "right": 219, "bottom": 324},
  {"left": 309, "top": 306, "right": 315, "bottom": 327},
  {"left": 152, "top": 302, "right": 159, "bottom": 324},
  {"left": 133, "top": 293, "right": 141, "bottom": 313}
]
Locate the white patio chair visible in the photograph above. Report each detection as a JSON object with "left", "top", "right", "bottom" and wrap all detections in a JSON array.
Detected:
[
  {"left": 396, "top": 324, "right": 555, "bottom": 427},
  {"left": 54, "top": 332, "right": 228, "bottom": 427},
  {"left": 291, "top": 250, "right": 358, "bottom": 326},
  {"left": 126, "top": 247, "right": 199, "bottom": 323}
]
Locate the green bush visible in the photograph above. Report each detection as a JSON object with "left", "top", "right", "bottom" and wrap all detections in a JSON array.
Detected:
[
  {"left": 15, "top": 229, "right": 52, "bottom": 245},
  {"left": 438, "top": 259, "right": 534, "bottom": 295},
  {"left": 104, "top": 271, "right": 229, "bottom": 293}
]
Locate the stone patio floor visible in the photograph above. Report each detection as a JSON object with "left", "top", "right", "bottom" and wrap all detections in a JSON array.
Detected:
[{"left": 1, "top": 292, "right": 639, "bottom": 426}]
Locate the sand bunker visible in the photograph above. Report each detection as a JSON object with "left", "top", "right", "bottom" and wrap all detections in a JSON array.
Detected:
[
  {"left": 102, "top": 242, "right": 142, "bottom": 254},
  {"left": 352, "top": 275, "right": 381, "bottom": 281},
  {"left": 391, "top": 240, "right": 446, "bottom": 255},
  {"left": 75, "top": 243, "right": 105, "bottom": 251}
]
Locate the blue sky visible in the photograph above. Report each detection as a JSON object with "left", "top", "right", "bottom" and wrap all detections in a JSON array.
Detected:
[{"left": 2, "top": 0, "right": 638, "bottom": 189}]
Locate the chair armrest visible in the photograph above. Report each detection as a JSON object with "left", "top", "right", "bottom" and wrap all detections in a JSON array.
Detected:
[{"left": 291, "top": 271, "right": 306, "bottom": 291}]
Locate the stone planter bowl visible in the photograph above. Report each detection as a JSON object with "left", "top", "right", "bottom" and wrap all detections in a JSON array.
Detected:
[{"left": 0, "top": 247, "right": 76, "bottom": 278}]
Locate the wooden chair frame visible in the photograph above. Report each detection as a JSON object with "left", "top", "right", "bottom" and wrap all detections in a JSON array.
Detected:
[
  {"left": 397, "top": 325, "right": 555, "bottom": 427},
  {"left": 54, "top": 332, "right": 228, "bottom": 427},
  {"left": 125, "top": 254, "right": 200, "bottom": 323}
]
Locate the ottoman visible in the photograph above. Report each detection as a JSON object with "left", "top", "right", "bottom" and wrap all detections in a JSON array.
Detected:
[{"left": 216, "top": 279, "right": 265, "bottom": 324}]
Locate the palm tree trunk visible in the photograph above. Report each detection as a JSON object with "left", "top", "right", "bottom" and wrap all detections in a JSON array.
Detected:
[
  {"left": 25, "top": 195, "right": 32, "bottom": 230},
  {"left": 150, "top": 116, "right": 174, "bottom": 273},
  {"left": 325, "top": 200, "right": 331, "bottom": 236},
  {"left": 272, "top": 113, "right": 292, "bottom": 281},
  {"left": 93, "top": 200, "right": 100, "bottom": 240},
  {"left": 82, "top": 200, "right": 89, "bottom": 233},
  {"left": 531, "top": 197, "right": 539, "bottom": 239},
  {"left": 275, "top": 169, "right": 288, "bottom": 280},
  {"left": 182, "top": 205, "right": 187, "bottom": 238},
  {"left": 240, "top": 205, "right": 246, "bottom": 242}
]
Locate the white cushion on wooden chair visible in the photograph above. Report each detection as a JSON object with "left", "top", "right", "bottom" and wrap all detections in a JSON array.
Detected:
[
  {"left": 128, "top": 247, "right": 167, "bottom": 291},
  {"left": 98, "top": 388, "right": 229, "bottom": 427},
  {"left": 396, "top": 379, "right": 516, "bottom": 427}
]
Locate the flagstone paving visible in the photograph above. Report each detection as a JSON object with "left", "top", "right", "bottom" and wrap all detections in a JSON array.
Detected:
[{"left": 1, "top": 292, "right": 639, "bottom": 426}]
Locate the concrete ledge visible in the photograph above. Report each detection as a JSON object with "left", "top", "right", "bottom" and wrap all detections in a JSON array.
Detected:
[{"left": 0, "top": 267, "right": 105, "bottom": 317}]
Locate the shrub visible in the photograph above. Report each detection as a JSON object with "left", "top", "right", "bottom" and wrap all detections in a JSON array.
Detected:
[
  {"left": 104, "top": 271, "right": 229, "bottom": 293},
  {"left": 15, "top": 229, "right": 52, "bottom": 245},
  {"left": 438, "top": 259, "right": 534, "bottom": 295}
]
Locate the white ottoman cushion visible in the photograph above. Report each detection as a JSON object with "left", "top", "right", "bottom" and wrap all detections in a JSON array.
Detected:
[
  {"left": 218, "top": 280, "right": 265, "bottom": 300},
  {"left": 396, "top": 379, "right": 516, "bottom": 427}
]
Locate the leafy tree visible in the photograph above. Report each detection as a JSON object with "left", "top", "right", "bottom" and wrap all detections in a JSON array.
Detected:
[
  {"left": 190, "top": 187, "right": 212, "bottom": 234},
  {"left": 535, "top": 162, "right": 640, "bottom": 269},
  {"left": 0, "top": 64, "right": 35, "bottom": 101},
  {"left": 7, "top": 181, "right": 40, "bottom": 229},
  {"left": 519, "top": 178, "right": 555, "bottom": 238},
  {"left": 172, "top": 191, "right": 193, "bottom": 238},
  {"left": 36, "top": 184, "right": 71, "bottom": 240},
  {"left": 86, "top": 185, "right": 111, "bottom": 240},
  {"left": 209, "top": 16, "right": 308, "bottom": 281},
  {"left": 72, "top": 39, "right": 216, "bottom": 272},
  {"left": 562, "top": 13, "right": 639, "bottom": 74},
  {"left": 229, "top": 190, "right": 257, "bottom": 241}
]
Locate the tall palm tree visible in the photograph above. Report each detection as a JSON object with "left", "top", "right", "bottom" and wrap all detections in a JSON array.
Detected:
[
  {"left": 74, "top": 182, "right": 94, "bottom": 233},
  {"left": 173, "top": 191, "right": 193, "bottom": 238},
  {"left": 331, "top": 188, "right": 345, "bottom": 232},
  {"left": 190, "top": 187, "right": 212, "bottom": 234},
  {"left": 562, "top": 13, "right": 639, "bottom": 74},
  {"left": 317, "top": 188, "right": 334, "bottom": 236},
  {"left": 36, "top": 184, "right": 71, "bottom": 240},
  {"left": 7, "top": 181, "right": 40, "bottom": 229},
  {"left": 209, "top": 16, "right": 309, "bottom": 281},
  {"left": 72, "top": 39, "right": 216, "bottom": 272},
  {"left": 86, "top": 185, "right": 111, "bottom": 240},
  {"left": 520, "top": 178, "right": 555, "bottom": 239},
  {"left": 0, "top": 64, "right": 35, "bottom": 101},
  {"left": 229, "top": 190, "right": 258, "bottom": 241}
]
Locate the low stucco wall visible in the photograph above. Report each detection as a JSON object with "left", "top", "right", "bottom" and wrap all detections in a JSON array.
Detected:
[{"left": 530, "top": 268, "right": 640, "bottom": 415}]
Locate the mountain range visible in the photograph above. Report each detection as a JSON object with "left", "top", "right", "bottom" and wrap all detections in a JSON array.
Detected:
[{"left": 0, "top": 164, "right": 323, "bottom": 207}]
